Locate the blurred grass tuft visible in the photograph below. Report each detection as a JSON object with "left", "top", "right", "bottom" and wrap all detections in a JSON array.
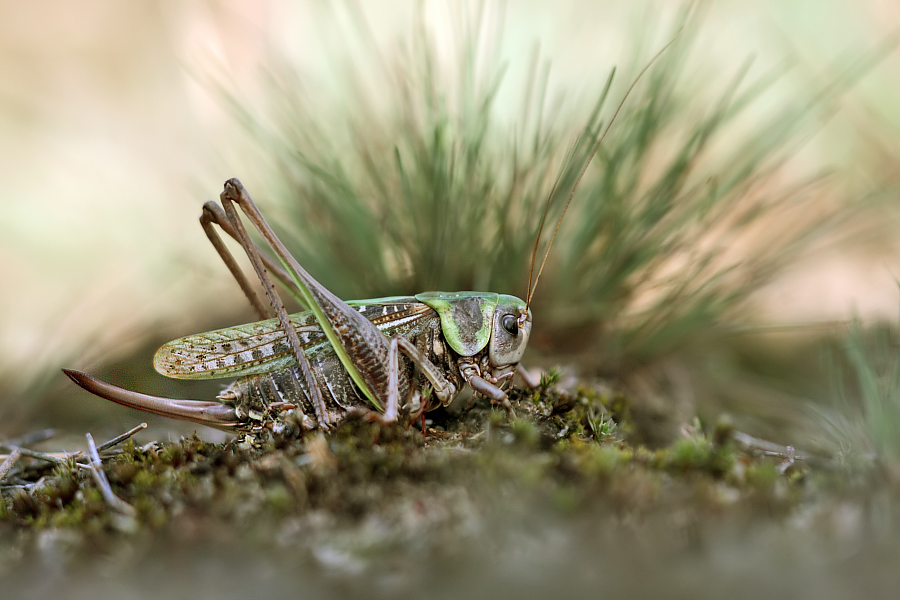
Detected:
[
  {"left": 219, "top": 2, "right": 884, "bottom": 371},
  {"left": 814, "top": 316, "right": 900, "bottom": 476}
]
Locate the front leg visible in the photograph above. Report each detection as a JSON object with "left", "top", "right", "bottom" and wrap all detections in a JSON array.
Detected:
[
  {"left": 468, "top": 375, "right": 513, "bottom": 412},
  {"left": 515, "top": 364, "right": 541, "bottom": 390},
  {"left": 459, "top": 361, "right": 513, "bottom": 414}
]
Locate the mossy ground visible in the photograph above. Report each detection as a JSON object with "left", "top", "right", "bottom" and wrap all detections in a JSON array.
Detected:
[{"left": 5, "top": 380, "right": 884, "bottom": 598}]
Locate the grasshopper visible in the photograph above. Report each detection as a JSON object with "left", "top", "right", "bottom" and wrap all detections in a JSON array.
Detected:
[
  {"left": 63, "top": 41, "right": 673, "bottom": 436},
  {"left": 64, "top": 179, "right": 534, "bottom": 436}
]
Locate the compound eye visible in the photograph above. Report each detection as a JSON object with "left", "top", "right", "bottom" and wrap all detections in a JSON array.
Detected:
[{"left": 501, "top": 314, "right": 519, "bottom": 336}]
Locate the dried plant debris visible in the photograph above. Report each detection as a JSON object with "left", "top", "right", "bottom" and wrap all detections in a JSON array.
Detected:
[
  {"left": 5, "top": 381, "right": 899, "bottom": 598},
  {"left": 1, "top": 385, "right": 813, "bottom": 541}
]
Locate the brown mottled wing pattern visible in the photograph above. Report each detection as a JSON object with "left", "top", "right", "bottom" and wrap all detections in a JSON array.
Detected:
[{"left": 153, "top": 297, "right": 436, "bottom": 380}]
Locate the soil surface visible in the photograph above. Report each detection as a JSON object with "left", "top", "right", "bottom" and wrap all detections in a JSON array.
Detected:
[{"left": 2, "top": 382, "right": 898, "bottom": 599}]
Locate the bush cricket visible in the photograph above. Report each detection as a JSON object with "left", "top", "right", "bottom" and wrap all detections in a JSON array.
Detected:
[
  {"left": 63, "top": 41, "right": 672, "bottom": 437},
  {"left": 65, "top": 179, "right": 536, "bottom": 436}
]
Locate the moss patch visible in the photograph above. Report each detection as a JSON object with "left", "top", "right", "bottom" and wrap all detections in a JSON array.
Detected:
[{"left": 1, "top": 385, "right": 810, "bottom": 540}]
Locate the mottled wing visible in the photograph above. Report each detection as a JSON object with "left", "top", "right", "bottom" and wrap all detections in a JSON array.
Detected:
[{"left": 153, "top": 297, "right": 435, "bottom": 380}]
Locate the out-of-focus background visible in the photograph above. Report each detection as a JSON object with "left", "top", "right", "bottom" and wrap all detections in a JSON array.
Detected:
[
  {"left": 1, "top": 0, "right": 899, "bottom": 439},
  {"left": 6, "top": 2, "right": 900, "bottom": 598}
]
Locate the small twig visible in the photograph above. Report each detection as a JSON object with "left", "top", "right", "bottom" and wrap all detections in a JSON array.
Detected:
[
  {"left": 96, "top": 423, "right": 147, "bottom": 452},
  {"left": 733, "top": 431, "right": 812, "bottom": 461},
  {"left": 3, "top": 429, "right": 57, "bottom": 447},
  {"left": 85, "top": 433, "right": 136, "bottom": 518},
  {"left": 0, "top": 449, "right": 22, "bottom": 483},
  {"left": 777, "top": 446, "right": 796, "bottom": 474},
  {"left": 0, "top": 444, "right": 75, "bottom": 466},
  {"left": 0, "top": 477, "right": 46, "bottom": 491},
  {"left": 0, "top": 451, "right": 79, "bottom": 462}
]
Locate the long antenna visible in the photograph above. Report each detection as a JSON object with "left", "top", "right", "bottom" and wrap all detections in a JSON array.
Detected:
[{"left": 525, "top": 32, "right": 682, "bottom": 308}]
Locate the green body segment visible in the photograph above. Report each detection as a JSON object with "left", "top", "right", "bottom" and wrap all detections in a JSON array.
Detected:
[{"left": 415, "top": 292, "right": 499, "bottom": 357}]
